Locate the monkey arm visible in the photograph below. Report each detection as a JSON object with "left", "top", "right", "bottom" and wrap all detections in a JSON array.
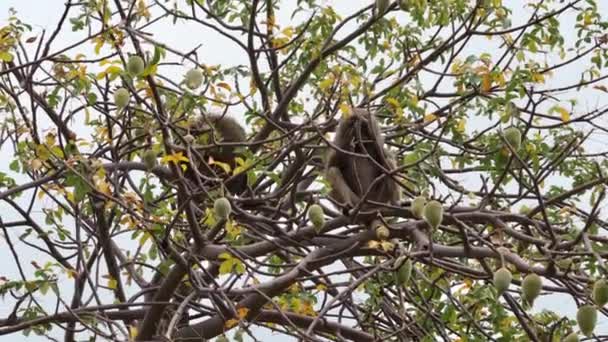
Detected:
[{"left": 326, "top": 166, "right": 362, "bottom": 207}]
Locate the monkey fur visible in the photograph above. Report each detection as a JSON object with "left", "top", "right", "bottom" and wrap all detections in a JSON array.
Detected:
[
  {"left": 181, "top": 112, "right": 248, "bottom": 195},
  {"left": 325, "top": 108, "right": 400, "bottom": 217}
]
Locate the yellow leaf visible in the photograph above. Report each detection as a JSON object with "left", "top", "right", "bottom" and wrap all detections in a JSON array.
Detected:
[
  {"left": 457, "top": 119, "right": 466, "bottom": 133},
  {"left": 380, "top": 241, "right": 394, "bottom": 252},
  {"left": 531, "top": 72, "right": 545, "bottom": 84},
  {"left": 216, "top": 82, "right": 232, "bottom": 91},
  {"left": 45, "top": 133, "right": 56, "bottom": 147},
  {"left": 423, "top": 113, "right": 437, "bottom": 123},
  {"left": 105, "top": 65, "right": 122, "bottom": 75},
  {"left": 339, "top": 103, "right": 351, "bottom": 116},
  {"left": 236, "top": 307, "right": 250, "bottom": 319},
  {"left": 316, "top": 283, "right": 328, "bottom": 292},
  {"left": 66, "top": 269, "right": 78, "bottom": 279},
  {"left": 319, "top": 77, "right": 334, "bottom": 92},
  {"left": 160, "top": 152, "right": 189, "bottom": 165},
  {"left": 281, "top": 26, "right": 294, "bottom": 38},
  {"left": 367, "top": 240, "right": 380, "bottom": 249},
  {"left": 210, "top": 159, "right": 232, "bottom": 174},
  {"left": 108, "top": 277, "right": 117, "bottom": 290},
  {"left": 96, "top": 179, "right": 112, "bottom": 196},
  {"left": 224, "top": 318, "right": 239, "bottom": 329},
  {"left": 385, "top": 97, "right": 403, "bottom": 117},
  {"left": 129, "top": 325, "right": 138, "bottom": 340},
  {"left": 494, "top": 71, "right": 506, "bottom": 87},
  {"left": 481, "top": 73, "right": 492, "bottom": 92},
  {"left": 554, "top": 106, "right": 570, "bottom": 122}
]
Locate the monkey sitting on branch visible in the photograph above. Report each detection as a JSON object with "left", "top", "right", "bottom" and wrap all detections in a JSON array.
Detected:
[
  {"left": 325, "top": 108, "right": 401, "bottom": 223},
  {"left": 176, "top": 112, "right": 248, "bottom": 196}
]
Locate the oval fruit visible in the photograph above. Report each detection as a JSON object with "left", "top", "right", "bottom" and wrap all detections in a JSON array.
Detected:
[
  {"left": 576, "top": 305, "right": 597, "bottom": 337},
  {"left": 411, "top": 196, "right": 426, "bottom": 219},
  {"left": 185, "top": 69, "right": 203, "bottom": 90},
  {"left": 563, "top": 332, "right": 579, "bottom": 342},
  {"left": 114, "top": 88, "right": 130, "bottom": 109},
  {"left": 127, "top": 55, "right": 145, "bottom": 76},
  {"left": 593, "top": 279, "right": 608, "bottom": 307},
  {"left": 423, "top": 200, "right": 443, "bottom": 230},
  {"left": 184, "top": 134, "right": 195, "bottom": 144},
  {"left": 308, "top": 204, "right": 325, "bottom": 232},
  {"left": 396, "top": 259, "right": 413, "bottom": 286},
  {"left": 493, "top": 267, "right": 512, "bottom": 296},
  {"left": 503, "top": 127, "right": 522, "bottom": 151},
  {"left": 375, "top": 225, "right": 390, "bottom": 240},
  {"left": 521, "top": 273, "right": 542, "bottom": 306},
  {"left": 141, "top": 150, "right": 157, "bottom": 170},
  {"left": 214, "top": 197, "right": 232, "bottom": 220}
]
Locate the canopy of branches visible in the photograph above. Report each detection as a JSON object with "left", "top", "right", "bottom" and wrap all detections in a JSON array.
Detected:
[{"left": 0, "top": 0, "right": 608, "bottom": 341}]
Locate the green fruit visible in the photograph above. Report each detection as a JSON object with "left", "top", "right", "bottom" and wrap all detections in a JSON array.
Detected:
[
  {"left": 503, "top": 127, "right": 522, "bottom": 151},
  {"left": 593, "top": 279, "right": 608, "bottom": 307},
  {"left": 127, "top": 55, "right": 145, "bottom": 76},
  {"left": 396, "top": 259, "right": 413, "bottom": 286},
  {"left": 576, "top": 305, "right": 597, "bottom": 337},
  {"left": 113, "top": 88, "right": 130, "bottom": 108},
  {"left": 185, "top": 69, "right": 203, "bottom": 90},
  {"left": 184, "top": 134, "right": 195, "bottom": 144},
  {"left": 375, "top": 225, "right": 390, "bottom": 240},
  {"left": 493, "top": 267, "right": 512, "bottom": 296},
  {"left": 214, "top": 197, "right": 231, "bottom": 220},
  {"left": 521, "top": 273, "right": 542, "bottom": 306},
  {"left": 308, "top": 204, "right": 325, "bottom": 232},
  {"left": 411, "top": 196, "right": 426, "bottom": 219},
  {"left": 563, "top": 332, "right": 579, "bottom": 342},
  {"left": 423, "top": 200, "right": 443, "bottom": 230},
  {"left": 141, "top": 150, "right": 157, "bottom": 170},
  {"left": 376, "top": 0, "right": 390, "bottom": 16}
]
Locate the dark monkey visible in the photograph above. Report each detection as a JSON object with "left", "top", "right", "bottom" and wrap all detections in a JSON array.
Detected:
[
  {"left": 325, "top": 108, "right": 401, "bottom": 217},
  {"left": 140, "top": 113, "right": 248, "bottom": 337},
  {"left": 182, "top": 113, "right": 248, "bottom": 195}
]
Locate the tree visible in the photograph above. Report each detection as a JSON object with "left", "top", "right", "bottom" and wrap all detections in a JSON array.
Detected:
[{"left": 0, "top": 0, "right": 607, "bottom": 340}]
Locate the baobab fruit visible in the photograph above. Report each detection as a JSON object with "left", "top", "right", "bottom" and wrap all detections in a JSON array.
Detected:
[
  {"left": 141, "top": 150, "right": 157, "bottom": 170},
  {"left": 185, "top": 69, "right": 203, "bottom": 90},
  {"left": 593, "top": 279, "right": 608, "bottom": 307},
  {"left": 214, "top": 197, "right": 231, "bottom": 220},
  {"left": 521, "top": 273, "right": 542, "bottom": 306},
  {"left": 503, "top": 127, "right": 522, "bottom": 151},
  {"left": 423, "top": 200, "right": 443, "bottom": 230},
  {"left": 493, "top": 267, "right": 512, "bottom": 296},
  {"left": 184, "top": 134, "right": 195, "bottom": 144},
  {"left": 307, "top": 204, "right": 325, "bottom": 232},
  {"left": 396, "top": 259, "right": 413, "bottom": 286},
  {"left": 113, "top": 88, "right": 130, "bottom": 109},
  {"left": 375, "top": 225, "right": 390, "bottom": 240},
  {"left": 375, "top": 0, "right": 389, "bottom": 16},
  {"left": 127, "top": 55, "right": 145, "bottom": 76},
  {"left": 576, "top": 305, "right": 597, "bottom": 337},
  {"left": 411, "top": 196, "right": 426, "bottom": 219},
  {"left": 563, "top": 332, "right": 579, "bottom": 342}
]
